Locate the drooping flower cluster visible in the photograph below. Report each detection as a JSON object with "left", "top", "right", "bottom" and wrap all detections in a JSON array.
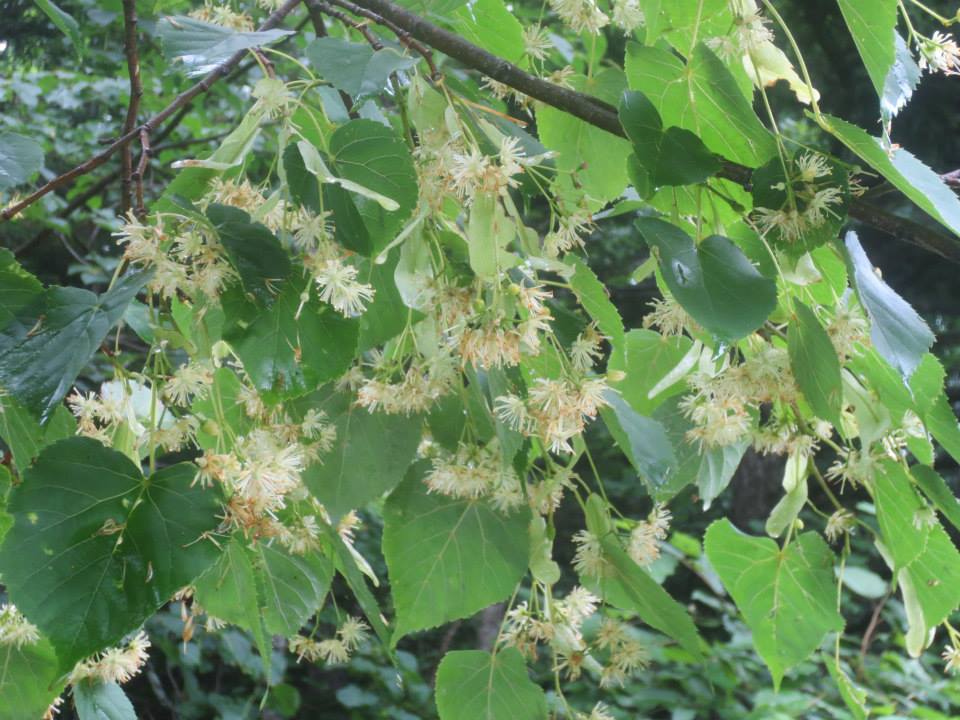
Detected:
[
  {"left": 68, "top": 377, "right": 196, "bottom": 455},
  {"left": 0, "top": 603, "right": 40, "bottom": 648},
  {"left": 423, "top": 440, "right": 524, "bottom": 511},
  {"left": 288, "top": 616, "right": 370, "bottom": 665},
  {"left": 753, "top": 153, "right": 845, "bottom": 244},
  {"left": 496, "top": 375, "right": 610, "bottom": 454},
  {"left": 68, "top": 631, "right": 152, "bottom": 685},
  {"left": 628, "top": 503, "right": 672, "bottom": 567},
  {"left": 355, "top": 350, "right": 458, "bottom": 415}
]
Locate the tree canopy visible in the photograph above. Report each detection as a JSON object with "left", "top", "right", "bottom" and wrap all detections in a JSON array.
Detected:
[{"left": 2, "top": 0, "right": 960, "bottom": 718}]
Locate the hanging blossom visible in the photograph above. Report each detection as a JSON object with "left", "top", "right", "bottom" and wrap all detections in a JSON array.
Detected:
[
  {"left": 594, "top": 618, "right": 650, "bottom": 687},
  {"left": 355, "top": 350, "right": 458, "bottom": 415},
  {"left": 942, "top": 644, "right": 960, "bottom": 675},
  {"left": 495, "top": 375, "right": 610, "bottom": 455},
  {"left": 824, "top": 509, "right": 856, "bottom": 543},
  {"left": 522, "top": 25, "right": 554, "bottom": 61},
  {"left": 288, "top": 616, "right": 369, "bottom": 665},
  {"left": 423, "top": 440, "right": 525, "bottom": 511},
  {"left": 753, "top": 152, "right": 844, "bottom": 244},
  {"left": 611, "top": 0, "right": 644, "bottom": 33},
  {"left": 308, "top": 256, "right": 376, "bottom": 317},
  {"left": 448, "top": 137, "right": 532, "bottom": 201},
  {"left": 68, "top": 631, "right": 151, "bottom": 685},
  {"left": 918, "top": 32, "right": 960, "bottom": 76},
  {"left": 628, "top": 503, "right": 672, "bottom": 567},
  {"left": 0, "top": 604, "right": 40, "bottom": 648},
  {"left": 548, "top": 0, "right": 609, "bottom": 35},
  {"left": 189, "top": 2, "right": 254, "bottom": 31}
]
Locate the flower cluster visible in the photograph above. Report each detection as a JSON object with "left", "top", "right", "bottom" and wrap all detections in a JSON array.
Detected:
[
  {"left": 423, "top": 440, "right": 524, "bottom": 511},
  {"left": 68, "top": 630, "right": 151, "bottom": 685},
  {"left": 918, "top": 32, "right": 960, "bottom": 76},
  {"left": 548, "top": 0, "right": 609, "bottom": 35},
  {"left": 0, "top": 603, "right": 40, "bottom": 648},
  {"left": 114, "top": 210, "right": 235, "bottom": 301},
  {"left": 753, "top": 153, "right": 845, "bottom": 244},
  {"left": 628, "top": 503, "right": 672, "bottom": 567},
  {"left": 355, "top": 350, "right": 458, "bottom": 415},
  {"left": 496, "top": 375, "right": 610, "bottom": 454},
  {"left": 68, "top": 378, "right": 196, "bottom": 455},
  {"left": 288, "top": 616, "right": 369, "bottom": 665}
]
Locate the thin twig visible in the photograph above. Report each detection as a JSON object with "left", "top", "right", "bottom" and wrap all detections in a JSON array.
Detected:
[
  {"left": 325, "top": 0, "right": 441, "bottom": 80},
  {"left": 133, "top": 127, "right": 151, "bottom": 218},
  {"left": 858, "top": 591, "right": 891, "bottom": 677},
  {"left": 0, "top": 0, "right": 303, "bottom": 222},
  {"left": 120, "top": 0, "right": 143, "bottom": 214},
  {"left": 304, "top": 0, "right": 359, "bottom": 116},
  {"left": 315, "top": 0, "right": 384, "bottom": 49}
]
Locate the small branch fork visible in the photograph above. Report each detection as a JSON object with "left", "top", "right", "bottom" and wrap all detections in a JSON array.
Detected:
[
  {"left": 4, "top": 0, "right": 960, "bottom": 265},
  {"left": 0, "top": 0, "right": 303, "bottom": 223}
]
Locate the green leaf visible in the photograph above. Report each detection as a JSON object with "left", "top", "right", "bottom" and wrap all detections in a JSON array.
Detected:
[
  {"left": 654, "top": 396, "right": 749, "bottom": 507},
  {"left": 624, "top": 43, "right": 777, "bottom": 167},
  {"left": 825, "top": 654, "right": 869, "bottom": 720},
  {"left": 160, "top": 107, "right": 266, "bottom": 205},
  {"left": 31, "top": 0, "right": 82, "bottom": 57},
  {"left": 837, "top": 0, "right": 898, "bottom": 106},
  {"left": 899, "top": 522, "right": 960, "bottom": 653},
  {"left": 303, "top": 392, "right": 422, "bottom": 518},
  {"left": 156, "top": 16, "right": 292, "bottom": 75},
  {"left": 329, "top": 120, "right": 419, "bottom": 255},
  {"left": 223, "top": 278, "right": 359, "bottom": 401},
  {"left": 324, "top": 525, "right": 391, "bottom": 647},
  {"left": 765, "top": 454, "right": 808, "bottom": 538},
  {"left": 306, "top": 38, "right": 417, "bottom": 104},
  {"left": 584, "top": 497, "right": 704, "bottom": 659},
  {"left": 0, "top": 132, "right": 44, "bottom": 191},
  {"left": 194, "top": 537, "right": 272, "bottom": 679},
  {"left": 601, "top": 391, "right": 676, "bottom": 491},
  {"left": 912, "top": 465, "right": 960, "bottom": 533},
  {"left": 0, "top": 637, "right": 64, "bottom": 720},
  {"left": 607, "top": 329, "right": 692, "bottom": 416},
  {"left": 882, "top": 33, "right": 921, "bottom": 118},
  {"left": 822, "top": 115, "right": 960, "bottom": 238},
  {"left": 845, "top": 231, "right": 933, "bottom": 380},
  {"left": 618, "top": 91, "right": 720, "bottom": 190},
  {"left": 449, "top": 0, "right": 524, "bottom": 65},
  {"left": 0, "top": 397, "right": 75, "bottom": 474},
  {"left": 74, "top": 681, "right": 136, "bottom": 720},
  {"left": 567, "top": 256, "right": 626, "bottom": 362},
  {"left": 434, "top": 648, "right": 547, "bottom": 720},
  {"left": 536, "top": 73, "right": 632, "bottom": 205},
  {"left": 636, "top": 217, "right": 777, "bottom": 342},
  {"left": 207, "top": 205, "right": 291, "bottom": 304},
  {"left": 788, "top": 301, "right": 843, "bottom": 426},
  {"left": 0, "top": 249, "right": 43, "bottom": 326},
  {"left": 0, "top": 270, "right": 149, "bottom": 419},
  {"left": 357, "top": 250, "right": 420, "bottom": 351},
  {"left": 468, "top": 192, "right": 515, "bottom": 280},
  {"left": 704, "top": 519, "right": 844, "bottom": 687},
  {"left": 841, "top": 565, "right": 887, "bottom": 599},
  {"left": 255, "top": 543, "right": 334, "bottom": 636},
  {"left": 0, "top": 438, "right": 220, "bottom": 672},
  {"left": 873, "top": 460, "right": 929, "bottom": 570},
  {"left": 383, "top": 464, "right": 530, "bottom": 641}
]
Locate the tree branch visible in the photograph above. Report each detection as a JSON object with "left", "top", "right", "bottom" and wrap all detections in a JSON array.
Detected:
[
  {"left": 0, "top": 0, "right": 304, "bottom": 223},
  {"left": 120, "top": 0, "right": 143, "bottom": 215},
  {"left": 343, "top": 0, "right": 960, "bottom": 264}
]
